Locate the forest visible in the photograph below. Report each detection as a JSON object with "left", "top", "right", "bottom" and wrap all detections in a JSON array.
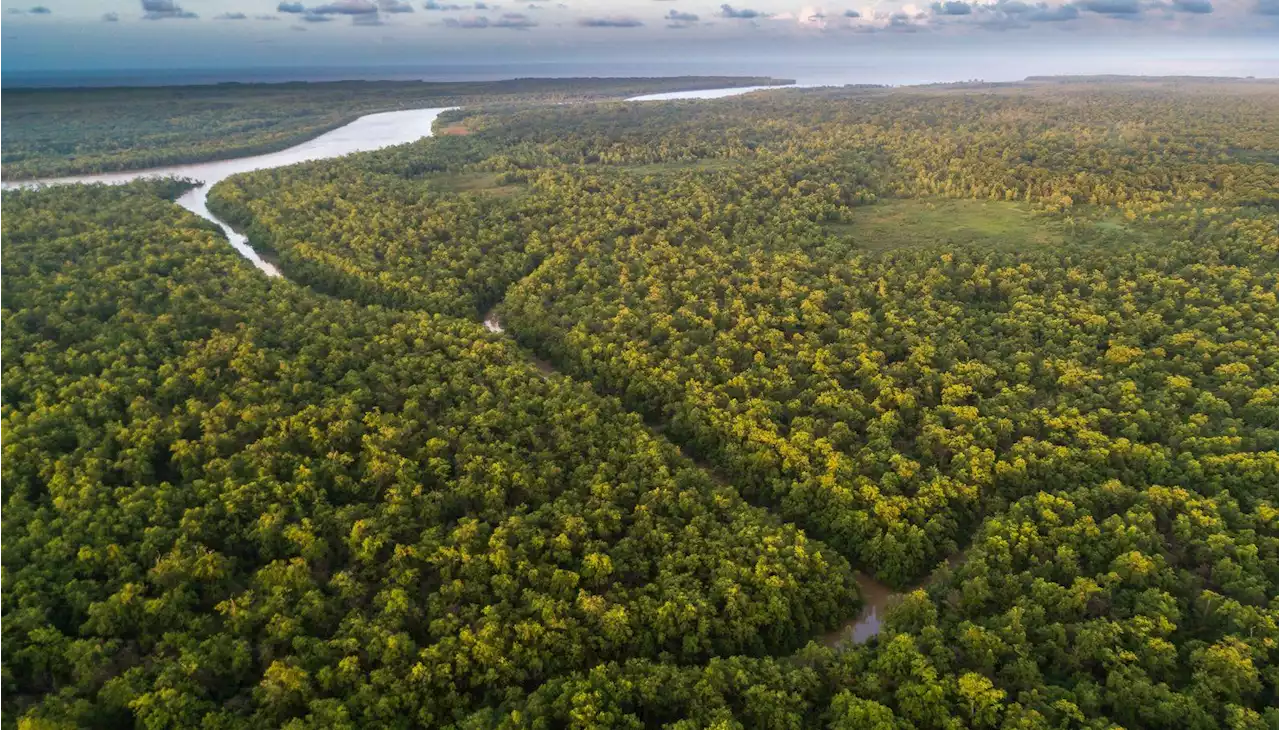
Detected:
[
  {"left": 4, "top": 78, "right": 1277, "bottom": 729},
  {"left": 0, "top": 76, "right": 786, "bottom": 180},
  {"left": 3, "top": 182, "right": 856, "bottom": 727}
]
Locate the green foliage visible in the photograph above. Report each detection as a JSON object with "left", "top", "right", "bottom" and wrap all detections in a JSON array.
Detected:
[
  {"left": 823, "top": 198, "right": 1069, "bottom": 252},
  {"left": 2, "top": 183, "right": 855, "bottom": 727},
  {"left": 213, "top": 81, "right": 1277, "bottom": 587},
  {"left": 4, "top": 78, "right": 1277, "bottom": 729},
  {"left": 1, "top": 77, "right": 788, "bottom": 180},
  {"left": 467, "top": 485, "right": 1276, "bottom": 729}
]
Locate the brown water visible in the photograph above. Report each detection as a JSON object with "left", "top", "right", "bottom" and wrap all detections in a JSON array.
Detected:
[
  {"left": 822, "top": 550, "right": 968, "bottom": 648},
  {"left": 820, "top": 572, "right": 897, "bottom": 647}
]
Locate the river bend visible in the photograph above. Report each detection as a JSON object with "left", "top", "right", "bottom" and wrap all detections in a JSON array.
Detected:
[
  {"left": 4, "top": 83, "right": 910, "bottom": 648},
  {"left": 1, "top": 87, "right": 786, "bottom": 273},
  {"left": 2, "top": 107, "right": 457, "bottom": 276}
]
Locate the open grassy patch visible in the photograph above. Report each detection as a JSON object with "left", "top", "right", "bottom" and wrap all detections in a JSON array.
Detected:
[
  {"left": 425, "top": 171, "right": 525, "bottom": 197},
  {"left": 828, "top": 198, "right": 1068, "bottom": 252}
]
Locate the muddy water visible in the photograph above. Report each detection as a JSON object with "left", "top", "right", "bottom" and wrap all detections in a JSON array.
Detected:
[
  {"left": 821, "top": 572, "right": 897, "bottom": 647},
  {"left": 823, "top": 550, "right": 968, "bottom": 647}
]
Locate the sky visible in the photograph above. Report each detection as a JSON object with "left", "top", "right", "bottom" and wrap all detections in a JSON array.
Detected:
[{"left": 2, "top": 0, "right": 1276, "bottom": 82}]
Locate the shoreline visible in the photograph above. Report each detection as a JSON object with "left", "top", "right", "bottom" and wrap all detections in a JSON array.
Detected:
[{"left": 0, "top": 76, "right": 793, "bottom": 181}]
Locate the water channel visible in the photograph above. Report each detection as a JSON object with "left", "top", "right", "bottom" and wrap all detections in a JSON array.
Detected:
[
  {"left": 5, "top": 83, "right": 916, "bottom": 647},
  {"left": 2, "top": 85, "right": 787, "bottom": 272},
  {"left": 2, "top": 107, "right": 458, "bottom": 276}
]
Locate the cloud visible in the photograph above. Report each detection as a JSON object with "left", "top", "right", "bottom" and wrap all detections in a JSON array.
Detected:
[
  {"left": 444, "top": 14, "right": 490, "bottom": 25},
  {"left": 473, "top": 1, "right": 488, "bottom": 7},
  {"left": 216, "top": 11, "right": 249, "bottom": 18},
  {"left": 967, "top": 0, "right": 1036, "bottom": 26},
  {"left": 719, "top": 3, "right": 767, "bottom": 17},
  {"left": 441, "top": 10, "right": 534, "bottom": 26},
  {"left": 380, "top": 0, "right": 415, "bottom": 10},
  {"left": 1254, "top": 0, "right": 1277, "bottom": 11},
  {"left": 665, "top": 8, "right": 699, "bottom": 25},
  {"left": 932, "top": 0, "right": 972, "bottom": 13},
  {"left": 102, "top": 11, "right": 119, "bottom": 19},
  {"left": 424, "top": 0, "right": 466, "bottom": 7},
  {"left": 141, "top": 0, "right": 198, "bottom": 19},
  {"left": 843, "top": 8, "right": 861, "bottom": 15},
  {"left": 256, "top": 13, "right": 281, "bottom": 18},
  {"left": 1027, "top": 3, "right": 1078, "bottom": 19},
  {"left": 311, "top": 0, "right": 378, "bottom": 13},
  {"left": 290, "top": 23, "right": 308, "bottom": 29},
  {"left": 577, "top": 15, "right": 644, "bottom": 25},
  {"left": 278, "top": 2, "right": 306, "bottom": 11},
  {"left": 1170, "top": 0, "right": 1212, "bottom": 10},
  {"left": 353, "top": 13, "right": 384, "bottom": 23},
  {"left": 29, "top": 5, "right": 51, "bottom": 13},
  {"left": 797, "top": 6, "right": 827, "bottom": 23},
  {"left": 493, "top": 11, "right": 536, "bottom": 25},
  {"left": 856, "top": 9, "right": 926, "bottom": 30},
  {"left": 1075, "top": 0, "right": 1140, "bottom": 12}
]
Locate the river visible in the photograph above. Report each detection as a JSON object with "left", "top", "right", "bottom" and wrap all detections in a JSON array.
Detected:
[
  {"left": 821, "top": 573, "right": 897, "bottom": 647},
  {"left": 2, "top": 107, "right": 458, "bottom": 276},
  {"left": 4, "top": 84, "right": 914, "bottom": 647},
  {"left": 2, "top": 86, "right": 784, "bottom": 274},
  {"left": 626, "top": 85, "right": 791, "bottom": 102}
]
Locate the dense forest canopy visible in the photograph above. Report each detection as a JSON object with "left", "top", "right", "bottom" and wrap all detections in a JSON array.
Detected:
[
  {"left": 4, "top": 78, "right": 1277, "bottom": 729},
  {"left": 3, "top": 182, "right": 855, "bottom": 727},
  {"left": 0, "top": 76, "right": 788, "bottom": 180}
]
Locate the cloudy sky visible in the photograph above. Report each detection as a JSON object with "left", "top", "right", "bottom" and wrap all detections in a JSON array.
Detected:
[{"left": 2, "top": 0, "right": 1276, "bottom": 80}]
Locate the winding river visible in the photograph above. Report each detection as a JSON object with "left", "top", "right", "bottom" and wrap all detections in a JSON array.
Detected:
[
  {"left": 4, "top": 82, "right": 912, "bottom": 648},
  {"left": 2, "top": 86, "right": 785, "bottom": 273},
  {"left": 2, "top": 107, "right": 458, "bottom": 276}
]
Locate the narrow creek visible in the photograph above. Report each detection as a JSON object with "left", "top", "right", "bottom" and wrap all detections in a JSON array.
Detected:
[
  {"left": 6, "top": 83, "right": 947, "bottom": 650},
  {"left": 822, "top": 573, "right": 897, "bottom": 646},
  {"left": 485, "top": 302, "right": 952, "bottom": 649},
  {"left": 822, "top": 548, "right": 968, "bottom": 648}
]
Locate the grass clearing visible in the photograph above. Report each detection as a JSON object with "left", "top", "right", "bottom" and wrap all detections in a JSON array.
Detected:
[
  {"left": 827, "top": 198, "right": 1067, "bottom": 252},
  {"left": 826, "top": 198, "right": 1153, "bottom": 253},
  {"left": 426, "top": 171, "right": 525, "bottom": 197}
]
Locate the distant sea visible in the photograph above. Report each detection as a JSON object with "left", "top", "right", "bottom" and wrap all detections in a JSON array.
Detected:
[{"left": 5, "top": 54, "right": 1277, "bottom": 89}]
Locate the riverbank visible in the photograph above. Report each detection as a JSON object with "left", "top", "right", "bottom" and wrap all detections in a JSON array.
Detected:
[
  {"left": 1, "top": 76, "right": 792, "bottom": 180},
  {"left": 6, "top": 82, "right": 924, "bottom": 651}
]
